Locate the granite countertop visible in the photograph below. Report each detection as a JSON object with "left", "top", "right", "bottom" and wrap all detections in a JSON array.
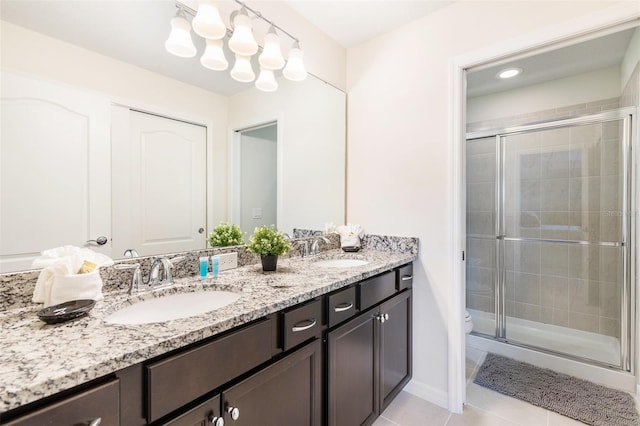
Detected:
[{"left": 0, "top": 249, "right": 416, "bottom": 413}]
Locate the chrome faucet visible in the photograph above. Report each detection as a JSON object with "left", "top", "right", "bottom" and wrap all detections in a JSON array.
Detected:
[
  {"left": 115, "top": 256, "right": 185, "bottom": 294},
  {"left": 302, "top": 236, "right": 330, "bottom": 257}
]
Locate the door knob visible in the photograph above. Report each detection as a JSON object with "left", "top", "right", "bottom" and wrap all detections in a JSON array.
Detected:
[
  {"left": 199, "top": 227, "right": 205, "bottom": 234},
  {"left": 86, "top": 236, "right": 108, "bottom": 245}
]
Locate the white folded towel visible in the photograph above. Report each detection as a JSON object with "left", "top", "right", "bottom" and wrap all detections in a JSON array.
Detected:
[
  {"left": 32, "top": 246, "right": 113, "bottom": 307},
  {"left": 336, "top": 223, "right": 364, "bottom": 248}
]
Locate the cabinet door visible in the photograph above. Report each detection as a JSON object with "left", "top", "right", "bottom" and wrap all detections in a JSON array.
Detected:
[
  {"left": 327, "top": 311, "right": 378, "bottom": 426},
  {"left": 221, "top": 339, "right": 321, "bottom": 426},
  {"left": 379, "top": 289, "right": 412, "bottom": 410}
]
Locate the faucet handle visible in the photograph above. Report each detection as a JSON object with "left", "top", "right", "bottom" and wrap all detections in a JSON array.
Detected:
[
  {"left": 114, "top": 263, "right": 143, "bottom": 294},
  {"left": 164, "top": 256, "right": 186, "bottom": 283}
]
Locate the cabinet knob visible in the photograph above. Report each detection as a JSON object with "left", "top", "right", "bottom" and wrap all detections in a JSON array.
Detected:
[
  {"left": 208, "top": 413, "right": 224, "bottom": 426},
  {"left": 87, "top": 418, "right": 102, "bottom": 426},
  {"left": 228, "top": 406, "right": 240, "bottom": 421},
  {"left": 376, "top": 313, "right": 389, "bottom": 323}
]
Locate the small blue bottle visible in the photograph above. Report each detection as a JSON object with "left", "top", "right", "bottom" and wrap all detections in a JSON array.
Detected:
[
  {"left": 199, "top": 256, "right": 209, "bottom": 280},
  {"left": 211, "top": 255, "right": 220, "bottom": 278}
]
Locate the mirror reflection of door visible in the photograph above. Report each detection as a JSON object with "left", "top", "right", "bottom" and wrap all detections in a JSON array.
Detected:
[
  {"left": 238, "top": 123, "right": 278, "bottom": 240},
  {"left": 111, "top": 108, "right": 207, "bottom": 257},
  {"left": 0, "top": 71, "right": 111, "bottom": 272}
]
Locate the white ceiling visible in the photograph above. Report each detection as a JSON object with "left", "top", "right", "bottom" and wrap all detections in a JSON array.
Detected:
[{"left": 285, "top": 0, "right": 453, "bottom": 48}]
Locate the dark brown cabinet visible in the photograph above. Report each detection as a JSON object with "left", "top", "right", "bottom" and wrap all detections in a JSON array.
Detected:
[
  {"left": 327, "top": 309, "right": 379, "bottom": 426},
  {"left": 380, "top": 290, "right": 412, "bottom": 410},
  {"left": 4, "top": 263, "right": 412, "bottom": 426},
  {"left": 221, "top": 339, "right": 322, "bottom": 426},
  {"left": 327, "top": 278, "right": 412, "bottom": 426}
]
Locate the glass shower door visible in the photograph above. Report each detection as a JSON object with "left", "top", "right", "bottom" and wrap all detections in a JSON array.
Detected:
[
  {"left": 501, "top": 116, "right": 629, "bottom": 368},
  {"left": 465, "top": 136, "right": 497, "bottom": 336}
]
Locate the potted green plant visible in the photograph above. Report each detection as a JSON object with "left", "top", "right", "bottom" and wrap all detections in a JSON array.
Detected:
[
  {"left": 208, "top": 222, "right": 244, "bottom": 247},
  {"left": 247, "top": 225, "right": 291, "bottom": 271}
]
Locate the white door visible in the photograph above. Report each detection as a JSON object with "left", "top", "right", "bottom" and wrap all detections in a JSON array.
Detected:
[
  {"left": 0, "top": 72, "right": 111, "bottom": 272},
  {"left": 111, "top": 108, "right": 207, "bottom": 257}
]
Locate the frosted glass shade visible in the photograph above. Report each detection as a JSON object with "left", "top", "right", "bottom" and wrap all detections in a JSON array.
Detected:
[
  {"left": 201, "top": 39, "right": 228, "bottom": 71},
  {"left": 283, "top": 45, "right": 307, "bottom": 81},
  {"left": 259, "top": 30, "right": 285, "bottom": 70},
  {"left": 230, "top": 55, "right": 255, "bottom": 82},
  {"left": 165, "top": 12, "right": 196, "bottom": 58},
  {"left": 255, "top": 68, "right": 278, "bottom": 92},
  {"left": 192, "top": 2, "right": 226, "bottom": 40},
  {"left": 228, "top": 10, "right": 258, "bottom": 56}
]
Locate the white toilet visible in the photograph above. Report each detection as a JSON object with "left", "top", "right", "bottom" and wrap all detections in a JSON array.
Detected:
[{"left": 464, "top": 310, "right": 474, "bottom": 334}]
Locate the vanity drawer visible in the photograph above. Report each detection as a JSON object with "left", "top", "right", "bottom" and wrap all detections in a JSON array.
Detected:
[
  {"left": 4, "top": 379, "right": 120, "bottom": 426},
  {"left": 359, "top": 271, "right": 395, "bottom": 311},
  {"left": 328, "top": 286, "right": 357, "bottom": 328},
  {"left": 397, "top": 264, "right": 413, "bottom": 290},
  {"left": 146, "top": 318, "right": 272, "bottom": 423},
  {"left": 282, "top": 298, "right": 323, "bottom": 351}
]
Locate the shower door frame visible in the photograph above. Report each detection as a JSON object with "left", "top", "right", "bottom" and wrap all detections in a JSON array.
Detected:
[{"left": 467, "top": 107, "right": 636, "bottom": 372}]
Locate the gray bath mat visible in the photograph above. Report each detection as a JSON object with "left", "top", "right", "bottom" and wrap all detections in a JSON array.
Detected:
[{"left": 474, "top": 353, "right": 639, "bottom": 426}]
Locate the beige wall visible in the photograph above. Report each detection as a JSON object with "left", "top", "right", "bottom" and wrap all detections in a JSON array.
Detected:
[{"left": 346, "top": 0, "right": 628, "bottom": 406}]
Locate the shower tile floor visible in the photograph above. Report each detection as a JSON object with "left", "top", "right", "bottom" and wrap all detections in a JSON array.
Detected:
[{"left": 374, "top": 347, "right": 585, "bottom": 426}]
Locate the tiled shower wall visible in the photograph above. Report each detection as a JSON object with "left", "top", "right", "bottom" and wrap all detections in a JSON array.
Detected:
[{"left": 466, "top": 99, "right": 626, "bottom": 338}]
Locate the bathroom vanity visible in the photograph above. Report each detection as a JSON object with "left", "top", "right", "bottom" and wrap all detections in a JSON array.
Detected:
[{"left": 0, "top": 246, "right": 416, "bottom": 426}]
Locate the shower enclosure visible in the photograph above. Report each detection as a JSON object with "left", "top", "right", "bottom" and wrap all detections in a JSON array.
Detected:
[{"left": 466, "top": 109, "right": 635, "bottom": 371}]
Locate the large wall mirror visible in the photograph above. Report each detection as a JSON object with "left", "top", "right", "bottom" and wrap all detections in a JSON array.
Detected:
[{"left": 0, "top": 1, "right": 346, "bottom": 273}]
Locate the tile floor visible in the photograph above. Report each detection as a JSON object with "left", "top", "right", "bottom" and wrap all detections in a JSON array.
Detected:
[{"left": 373, "top": 347, "right": 585, "bottom": 426}]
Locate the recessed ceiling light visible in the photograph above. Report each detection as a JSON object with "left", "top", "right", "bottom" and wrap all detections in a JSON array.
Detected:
[{"left": 497, "top": 68, "right": 522, "bottom": 79}]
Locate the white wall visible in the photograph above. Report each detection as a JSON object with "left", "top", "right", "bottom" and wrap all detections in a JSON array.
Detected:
[
  {"left": 346, "top": 0, "right": 629, "bottom": 408},
  {"left": 621, "top": 26, "right": 640, "bottom": 90},
  {"left": 0, "top": 20, "right": 230, "bottom": 227},
  {"left": 228, "top": 77, "right": 346, "bottom": 236},
  {"left": 467, "top": 66, "right": 621, "bottom": 123}
]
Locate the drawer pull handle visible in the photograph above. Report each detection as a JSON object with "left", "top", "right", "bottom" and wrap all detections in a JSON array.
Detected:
[
  {"left": 87, "top": 419, "right": 102, "bottom": 426},
  {"left": 292, "top": 318, "right": 317, "bottom": 332},
  {"left": 228, "top": 406, "right": 240, "bottom": 421},
  {"left": 334, "top": 302, "right": 354, "bottom": 313},
  {"left": 401, "top": 275, "right": 413, "bottom": 281}
]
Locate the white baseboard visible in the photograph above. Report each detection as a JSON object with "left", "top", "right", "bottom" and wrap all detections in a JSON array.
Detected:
[{"left": 403, "top": 379, "right": 449, "bottom": 410}]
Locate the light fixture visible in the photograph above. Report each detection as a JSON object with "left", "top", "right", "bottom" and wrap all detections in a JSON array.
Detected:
[
  {"left": 230, "top": 54, "right": 255, "bottom": 82},
  {"left": 192, "top": 1, "right": 226, "bottom": 40},
  {"left": 259, "top": 27, "right": 285, "bottom": 70},
  {"left": 228, "top": 8, "right": 258, "bottom": 56},
  {"left": 165, "top": 8, "right": 196, "bottom": 58},
  {"left": 497, "top": 68, "right": 522, "bottom": 79},
  {"left": 201, "top": 39, "right": 228, "bottom": 71},
  {"left": 255, "top": 67, "right": 278, "bottom": 92},
  {"left": 164, "top": 1, "right": 308, "bottom": 91},
  {"left": 283, "top": 41, "right": 307, "bottom": 82}
]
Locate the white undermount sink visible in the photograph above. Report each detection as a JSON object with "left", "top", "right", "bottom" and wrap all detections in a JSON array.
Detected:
[
  {"left": 103, "top": 291, "right": 240, "bottom": 325},
  {"left": 313, "top": 258, "right": 369, "bottom": 268}
]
